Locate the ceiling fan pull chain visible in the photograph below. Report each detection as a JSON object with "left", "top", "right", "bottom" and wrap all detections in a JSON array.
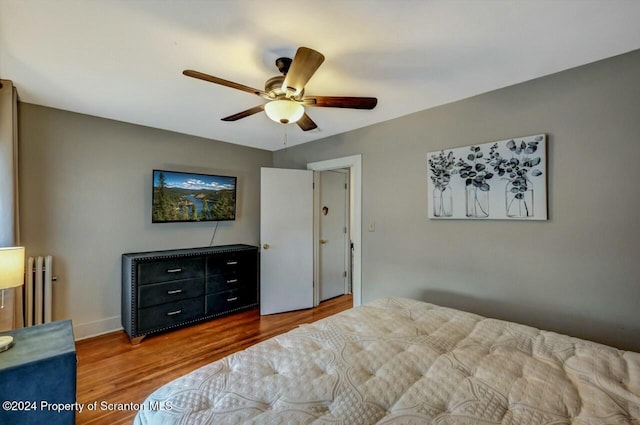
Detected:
[{"left": 283, "top": 126, "right": 288, "bottom": 150}]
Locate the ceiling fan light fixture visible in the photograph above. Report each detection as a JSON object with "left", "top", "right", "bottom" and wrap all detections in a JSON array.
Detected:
[
  {"left": 183, "top": 47, "right": 376, "bottom": 132},
  {"left": 264, "top": 100, "right": 304, "bottom": 124}
]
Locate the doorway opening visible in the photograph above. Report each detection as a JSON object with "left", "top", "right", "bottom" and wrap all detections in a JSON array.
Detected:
[
  {"left": 308, "top": 155, "right": 362, "bottom": 308},
  {"left": 318, "top": 169, "right": 350, "bottom": 303}
]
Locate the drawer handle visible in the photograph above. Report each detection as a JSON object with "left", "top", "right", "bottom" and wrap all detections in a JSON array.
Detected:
[
  {"left": 167, "top": 289, "right": 183, "bottom": 295},
  {"left": 227, "top": 279, "right": 238, "bottom": 284},
  {"left": 227, "top": 297, "right": 238, "bottom": 302},
  {"left": 166, "top": 310, "right": 182, "bottom": 316},
  {"left": 167, "top": 268, "right": 182, "bottom": 273},
  {"left": 226, "top": 261, "right": 238, "bottom": 265}
]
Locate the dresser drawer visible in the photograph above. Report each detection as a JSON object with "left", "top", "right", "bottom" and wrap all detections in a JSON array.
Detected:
[
  {"left": 206, "top": 272, "right": 247, "bottom": 294},
  {"left": 138, "top": 257, "right": 204, "bottom": 284},
  {"left": 205, "top": 288, "right": 257, "bottom": 316},
  {"left": 206, "top": 251, "right": 255, "bottom": 275},
  {"left": 138, "top": 278, "right": 205, "bottom": 309},
  {"left": 138, "top": 298, "right": 204, "bottom": 333}
]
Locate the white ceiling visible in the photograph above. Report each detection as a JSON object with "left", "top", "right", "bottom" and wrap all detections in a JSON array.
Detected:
[{"left": 1, "top": 1, "right": 640, "bottom": 151}]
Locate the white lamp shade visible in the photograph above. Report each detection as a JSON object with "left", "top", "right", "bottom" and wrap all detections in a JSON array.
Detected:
[
  {"left": 0, "top": 246, "right": 25, "bottom": 290},
  {"left": 264, "top": 100, "right": 304, "bottom": 124}
]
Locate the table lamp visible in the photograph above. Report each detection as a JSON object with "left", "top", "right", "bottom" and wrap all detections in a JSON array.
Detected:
[{"left": 0, "top": 246, "right": 25, "bottom": 352}]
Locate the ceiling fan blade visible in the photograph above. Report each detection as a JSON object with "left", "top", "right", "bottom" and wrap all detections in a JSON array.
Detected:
[
  {"left": 183, "top": 70, "right": 269, "bottom": 98},
  {"left": 302, "top": 96, "right": 377, "bottom": 109},
  {"left": 221, "top": 104, "right": 265, "bottom": 121},
  {"left": 282, "top": 47, "right": 325, "bottom": 97},
  {"left": 296, "top": 113, "right": 318, "bottom": 131}
]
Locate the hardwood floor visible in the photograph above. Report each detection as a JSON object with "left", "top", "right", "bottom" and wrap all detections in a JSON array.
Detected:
[{"left": 74, "top": 294, "right": 352, "bottom": 424}]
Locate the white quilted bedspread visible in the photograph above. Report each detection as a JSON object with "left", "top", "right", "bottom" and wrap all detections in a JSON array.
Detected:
[{"left": 135, "top": 298, "right": 640, "bottom": 424}]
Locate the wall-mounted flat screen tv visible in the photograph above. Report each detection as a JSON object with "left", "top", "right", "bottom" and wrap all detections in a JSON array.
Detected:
[{"left": 152, "top": 170, "right": 237, "bottom": 223}]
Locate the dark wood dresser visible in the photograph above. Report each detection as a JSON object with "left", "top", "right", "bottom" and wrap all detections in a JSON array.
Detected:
[{"left": 122, "top": 244, "right": 258, "bottom": 343}]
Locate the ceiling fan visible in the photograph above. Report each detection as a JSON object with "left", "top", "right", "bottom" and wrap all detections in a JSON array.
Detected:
[{"left": 183, "top": 47, "right": 377, "bottom": 131}]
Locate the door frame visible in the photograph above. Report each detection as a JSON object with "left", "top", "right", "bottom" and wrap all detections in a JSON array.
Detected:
[{"left": 308, "top": 155, "right": 362, "bottom": 308}]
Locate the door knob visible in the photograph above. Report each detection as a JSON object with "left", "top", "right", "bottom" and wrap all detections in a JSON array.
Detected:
[
  {"left": 262, "top": 243, "right": 270, "bottom": 249},
  {"left": 320, "top": 239, "right": 328, "bottom": 244}
]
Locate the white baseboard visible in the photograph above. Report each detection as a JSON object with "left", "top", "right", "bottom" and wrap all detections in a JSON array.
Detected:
[{"left": 73, "top": 315, "right": 122, "bottom": 340}]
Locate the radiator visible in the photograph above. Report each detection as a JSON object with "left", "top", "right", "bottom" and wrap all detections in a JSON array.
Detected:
[{"left": 25, "top": 256, "right": 54, "bottom": 326}]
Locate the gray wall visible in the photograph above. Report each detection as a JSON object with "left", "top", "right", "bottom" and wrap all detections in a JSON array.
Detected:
[
  {"left": 19, "top": 104, "right": 272, "bottom": 338},
  {"left": 274, "top": 50, "right": 640, "bottom": 351}
]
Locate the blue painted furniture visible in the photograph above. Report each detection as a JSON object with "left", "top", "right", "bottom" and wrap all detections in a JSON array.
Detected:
[{"left": 0, "top": 320, "right": 76, "bottom": 425}]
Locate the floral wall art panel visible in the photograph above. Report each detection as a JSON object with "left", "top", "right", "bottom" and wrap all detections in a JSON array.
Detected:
[{"left": 427, "top": 134, "right": 547, "bottom": 220}]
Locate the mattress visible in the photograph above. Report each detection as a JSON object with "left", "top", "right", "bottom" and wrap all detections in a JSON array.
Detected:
[{"left": 135, "top": 297, "right": 640, "bottom": 424}]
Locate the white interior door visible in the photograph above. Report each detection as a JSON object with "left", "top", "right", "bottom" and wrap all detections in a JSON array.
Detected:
[
  {"left": 260, "top": 167, "right": 314, "bottom": 315},
  {"left": 320, "top": 170, "right": 349, "bottom": 301}
]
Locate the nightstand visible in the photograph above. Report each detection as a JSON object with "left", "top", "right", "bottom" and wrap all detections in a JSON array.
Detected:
[{"left": 0, "top": 320, "right": 77, "bottom": 425}]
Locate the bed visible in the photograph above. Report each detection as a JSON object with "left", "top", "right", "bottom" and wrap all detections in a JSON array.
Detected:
[{"left": 134, "top": 297, "right": 640, "bottom": 424}]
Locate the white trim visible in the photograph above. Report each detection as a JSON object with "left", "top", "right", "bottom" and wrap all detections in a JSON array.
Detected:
[
  {"left": 343, "top": 174, "right": 350, "bottom": 296},
  {"left": 308, "top": 155, "right": 362, "bottom": 307},
  {"left": 73, "top": 316, "right": 122, "bottom": 341},
  {"left": 312, "top": 172, "right": 320, "bottom": 306}
]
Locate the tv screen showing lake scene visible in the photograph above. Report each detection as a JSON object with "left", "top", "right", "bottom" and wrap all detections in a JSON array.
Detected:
[{"left": 152, "top": 170, "right": 237, "bottom": 223}]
